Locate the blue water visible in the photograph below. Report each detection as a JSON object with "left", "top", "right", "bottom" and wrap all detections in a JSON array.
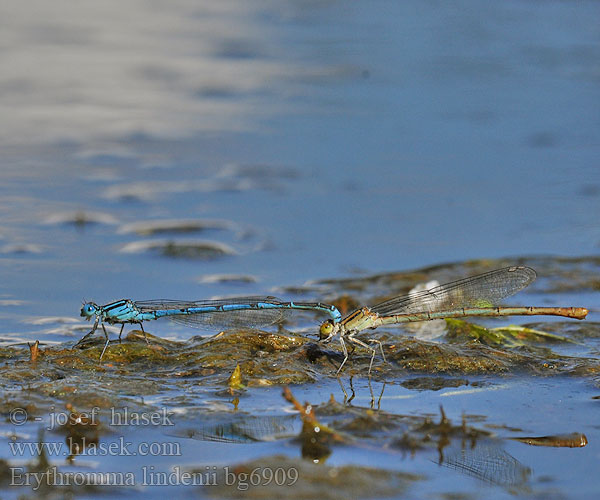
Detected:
[{"left": 0, "top": 0, "right": 599, "bottom": 497}]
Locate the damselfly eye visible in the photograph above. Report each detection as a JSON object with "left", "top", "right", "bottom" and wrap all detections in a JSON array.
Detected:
[
  {"left": 319, "top": 320, "right": 334, "bottom": 339},
  {"left": 80, "top": 303, "right": 96, "bottom": 317}
]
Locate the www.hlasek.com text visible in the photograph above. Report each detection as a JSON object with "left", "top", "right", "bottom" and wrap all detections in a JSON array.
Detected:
[{"left": 10, "top": 437, "right": 181, "bottom": 458}]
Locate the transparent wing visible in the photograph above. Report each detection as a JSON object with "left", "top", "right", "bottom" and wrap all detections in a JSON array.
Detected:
[
  {"left": 439, "top": 442, "right": 531, "bottom": 487},
  {"left": 371, "top": 267, "right": 537, "bottom": 316},
  {"left": 167, "top": 308, "right": 287, "bottom": 329},
  {"left": 134, "top": 296, "right": 288, "bottom": 330}
]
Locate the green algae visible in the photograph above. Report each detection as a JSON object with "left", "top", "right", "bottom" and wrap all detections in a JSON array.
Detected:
[
  {"left": 0, "top": 313, "right": 596, "bottom": 397},
  {"left": 0, "top": 257, "right": 596, "bottom": 498},
  {"left": 445, "top": 319, "right": 574, "bottom": 346}
]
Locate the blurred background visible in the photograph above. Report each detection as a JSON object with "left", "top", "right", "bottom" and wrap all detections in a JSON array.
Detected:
[{"left": 0, "top": 0, "right": 598, "bottom": 336}]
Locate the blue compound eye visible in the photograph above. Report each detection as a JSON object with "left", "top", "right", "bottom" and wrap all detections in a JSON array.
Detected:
[{"left": 81, "top": 303, "right": 96, "bottom": 317}]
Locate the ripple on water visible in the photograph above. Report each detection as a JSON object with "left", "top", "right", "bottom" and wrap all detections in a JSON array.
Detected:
[
  {"left": 216, "top": 163, "right": 300, "bottom": 180},
  {"left": 102, "top": 178, "right": 256, "bottom": 202}
]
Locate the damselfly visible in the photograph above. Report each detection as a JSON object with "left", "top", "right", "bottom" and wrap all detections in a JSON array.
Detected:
[
  {"left": 78, "top": 296, "right": 341, "bottom": 360},
  {"left": 318, "top": 266, "right": 588, "bottom": 375}
]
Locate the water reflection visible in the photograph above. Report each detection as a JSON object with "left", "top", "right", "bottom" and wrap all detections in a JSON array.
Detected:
[
  {"left": 171, "top": 415, "right": 297, "bottom": 444},
  {"left": 437, "top": 441, "right": 532, "bottom": 489},
  {"left": 337, "top": 376, "right": 385, "bottom": 409},
  {"left": 0, "top": 2, "right": 313, "bottom": 149}
]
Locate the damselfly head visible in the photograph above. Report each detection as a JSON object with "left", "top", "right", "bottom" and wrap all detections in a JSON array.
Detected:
[
  {"left": 319, "top": 319, "right": 334, "bottom": 340},
  {"left": 80, "top": 302, "right": 99, "bottom": 319}
]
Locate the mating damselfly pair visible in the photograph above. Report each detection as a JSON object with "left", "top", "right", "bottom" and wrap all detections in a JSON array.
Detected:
[{"left": 78, "top": 266, "right": 588, "bottom": 373}]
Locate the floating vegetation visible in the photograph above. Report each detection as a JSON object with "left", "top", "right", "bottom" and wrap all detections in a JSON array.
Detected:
[
  {"left": 445, "top": 319, "right": 575, "bottom": 346},
  {"left": 6, "top": 314, "right": 596, "bottom": 382},
  {"left": 510, "top": 433, "right": 588, "bottom": 448},
  {"left": 400, "top": 376, "right": 470, "bottom": 392},
  {"left": 0, "top": 311, "right": 594, "bottom": 498},
  {"left": 120, "top": 239, "right": 237, "bottom": 259},
  {"left": 0, "top": 243, "right": 43, "bottom": 254},
  {"left": 198, "top": 274, "right": 259, "bottom": 285},
  {"left": 43, "top": 211, "right": 119, "bottom": 228},
  {"left": 117, "top": 218, "right": 236, "bottom": 236},
  {"left": 0, "top": 257, "right": 596, "bottom": 498}
]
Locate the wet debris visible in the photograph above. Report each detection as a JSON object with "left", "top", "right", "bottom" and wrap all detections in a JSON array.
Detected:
[
  {"left": 42, "top": 211, "right": 118, "bottom": 228},
  {"left": 283, "top": 386, "right": 345, "bottom": 461},
  {"left": 198, "top": 274, "right": 259, "bottom": 285},
  {"left": 117, "top": 218, "right": 235, "bottom": 236},
  {"left": 120, "top": 238, "right": 237, "bottom": 259},
  {"left": 27, "top": 340, "right": 40, "bottom": 363},
  {"left": 510, "top": 433, "right": 588, "bottom": 448}
]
